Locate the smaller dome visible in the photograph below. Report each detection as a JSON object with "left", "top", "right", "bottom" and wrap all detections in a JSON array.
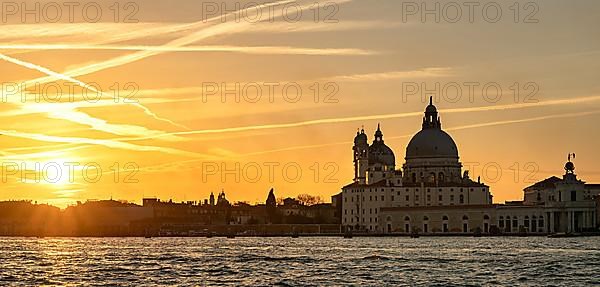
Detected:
[
  {"left": 368, "top": 143, "right": 395, "bottom": 166},
  {"left": 354, "top": 130, "right": 367, "bottom": 144}
]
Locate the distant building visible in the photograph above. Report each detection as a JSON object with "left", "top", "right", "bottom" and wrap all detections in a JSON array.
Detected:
[{"left": 340, "top": 99, "right": 598, "bottom": 234}]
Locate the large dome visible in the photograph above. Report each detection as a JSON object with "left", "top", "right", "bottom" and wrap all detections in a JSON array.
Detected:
[{"left": 406, "top": 129, "right": 458, "bottom": 159}]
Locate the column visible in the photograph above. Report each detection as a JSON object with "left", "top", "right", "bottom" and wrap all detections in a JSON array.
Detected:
[{"left": 549, "top": 212, "right": 554, "bottom": 233}]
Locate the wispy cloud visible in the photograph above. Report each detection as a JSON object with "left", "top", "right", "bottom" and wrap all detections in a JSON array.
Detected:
[
  {"left": 239, "top": 109, "right": 600, "bottom": 157},
  {"left": 0, "top": 44, "right": 375, "bottom": 56},
  {"left": 0, "top": 129, "right": 206, "bottom": 158},
  {"left": 123, "top": 94, "right": 600, "bottom": 139},
  {"left": 323, "top": 67, "right": 454, "bottom": 82}
]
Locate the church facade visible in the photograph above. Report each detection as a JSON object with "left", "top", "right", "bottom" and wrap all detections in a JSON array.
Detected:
[{"left": 340, "top": 98, "right": 598, "bottom": 234}]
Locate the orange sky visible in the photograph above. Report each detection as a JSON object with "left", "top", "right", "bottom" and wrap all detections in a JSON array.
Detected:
[{"left": 1, "top": 0, "right": 600, "bottom": 208}]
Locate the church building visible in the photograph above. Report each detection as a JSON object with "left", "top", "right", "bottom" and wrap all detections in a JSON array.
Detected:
[{"left": 340, "top": 98, "right": 598, "bottom": 234}]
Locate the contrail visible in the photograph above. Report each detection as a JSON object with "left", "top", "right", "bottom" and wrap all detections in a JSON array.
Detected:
[
  {"left": 0, "top": 53, "right": 189, "bottom": 130},
  {"left": 238, "top": 109, "right": 600, "bottom": 157},
  {"left": 0, "top": 129, "right": 211, "bottom": 158},
  {"left": 111, "top": 108, "right": 600, "bottom": 176},
  {"left": 18, "top": 0, "right": 347, "bottom": 88},
  {"left": 120, "top": 94, "right": 600, "bottom": 140},
  {"left": 0, "top": 44, "right": 374, "bottom": 56}
]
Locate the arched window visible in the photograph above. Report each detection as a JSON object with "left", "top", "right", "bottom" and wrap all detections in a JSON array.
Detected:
[
  {"left": 404, "top": 216, "right": 410, "bottom": 221},
  {"left": 484, "top": 215, "right": 490, "bottom": 220},
  {"left": 429, "top": 172, "right": 436, "bottom": 183},
  {"left": 442, "top": 215, "right": 449, "bottom": 221},
  {"left": 386, "top": 216, "right": 392, "bottom": 222},
  {"left": 423, "top": 216, "right": 429, "bottom": 221},
  {"left": 438, "top": 172, "right": 445, "bottom": 182},
  {"left": 462, "top": 215, "right": 469, "bottom": 220}
]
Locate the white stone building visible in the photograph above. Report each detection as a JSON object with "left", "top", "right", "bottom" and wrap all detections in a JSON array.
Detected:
[
  {"left": 341, "top": 98, "right": 492, "bottom": 232},
  {"left": 340, "top": 99, "right": 598, "bottom": 234}
]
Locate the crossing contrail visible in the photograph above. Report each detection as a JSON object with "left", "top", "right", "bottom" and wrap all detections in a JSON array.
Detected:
[
  {"left": 118, "top": 94, "right": 600, "bottom": 140},
  {"left": 0, "top": 53, "right": 189, "bottom": 130},
  {"left": 17, "top": 0, "right": 348, "bottom": 88},
  {"left": 238, "top": 109, "right": 600, "bottom": 157},
  {"left": 0, "top": 44, "right": 374, "bottom": 56}
]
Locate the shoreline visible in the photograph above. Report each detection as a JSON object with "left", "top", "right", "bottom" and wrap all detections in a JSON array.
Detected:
[{"left": 3, "top": 232, "right": 600, "bottom": 238}]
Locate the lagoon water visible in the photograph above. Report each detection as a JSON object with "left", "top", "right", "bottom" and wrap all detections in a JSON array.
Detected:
[{"left": 0, "top": 237, "right": 599, "bottom": 286}]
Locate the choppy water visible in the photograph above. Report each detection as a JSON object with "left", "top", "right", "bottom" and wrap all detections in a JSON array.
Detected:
[{"left": 0, "top": 237, "right": 599, "bottom": 286}]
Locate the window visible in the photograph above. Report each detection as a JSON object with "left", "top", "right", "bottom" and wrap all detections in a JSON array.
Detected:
[
  {"left": 404, "top": 216, "right": 410, "bottom": 221},
  {"left": 427, "top": 195, "right": 431, "bottom": 201},
  {"left": 459, "top": 194, "right": 464, "bottom": 204},
  {"left": 406, "top": 195, "right": 409, "bottom": 201},
  {"left": 571, "top": 190, "right": 577, "bottom": 201},
  {"left": 381, "top": 195, "right": 384, "bottom": 201},
  {"left": 462, "top": 215, "right": 469, "bottom": 220},
  {"left": 484, "top": 215, "right": 490, "bottom": 220},
  {"left": 439, "top": 195, "right": 443, "bottom": 201},
  {"left": 442, "top": 216, "right": 449, "bottom": 220},
  {"left": 423, "top": 216, "right": 429, "bottom": 221},
  {"left": 391, "top": 196, "right": 395, "bottom": 201}
]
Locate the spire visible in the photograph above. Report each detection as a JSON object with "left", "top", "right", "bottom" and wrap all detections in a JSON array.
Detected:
[
  {"left": 429, "top": 96, "right": 433, "bottom": 105},
  {"left": 374, "top": 123, "right": 383, "bottom": 142}
]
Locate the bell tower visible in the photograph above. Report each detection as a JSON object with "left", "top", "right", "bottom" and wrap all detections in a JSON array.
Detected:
[{"left": 353, "top": 128, "right": 369, "bottom": 184}]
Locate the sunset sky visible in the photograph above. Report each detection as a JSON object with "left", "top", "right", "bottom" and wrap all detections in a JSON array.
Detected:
[{"left": 1, "top": 0, "right": 599, "bottom": 208}]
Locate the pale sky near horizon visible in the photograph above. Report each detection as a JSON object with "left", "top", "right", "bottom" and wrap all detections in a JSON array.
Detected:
[{"left": 1, "top": 0, "right": 599, "bottom": 208}]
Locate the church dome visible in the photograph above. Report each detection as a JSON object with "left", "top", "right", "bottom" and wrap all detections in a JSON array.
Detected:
[
  {"left": 405, "top": 97, "right": 459, "bottom": 160},
  {"left": 368, "top": 124, "right": 395, "bottom": 166},
  {"left": 354, "top": 129, "right": 367, "bottom": 144},
  {"left": 369, "top": 142, "right": 395, "bottom": 166},
  {"left": 406, "top": 129, "right": 458, "bottom": 159}
]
